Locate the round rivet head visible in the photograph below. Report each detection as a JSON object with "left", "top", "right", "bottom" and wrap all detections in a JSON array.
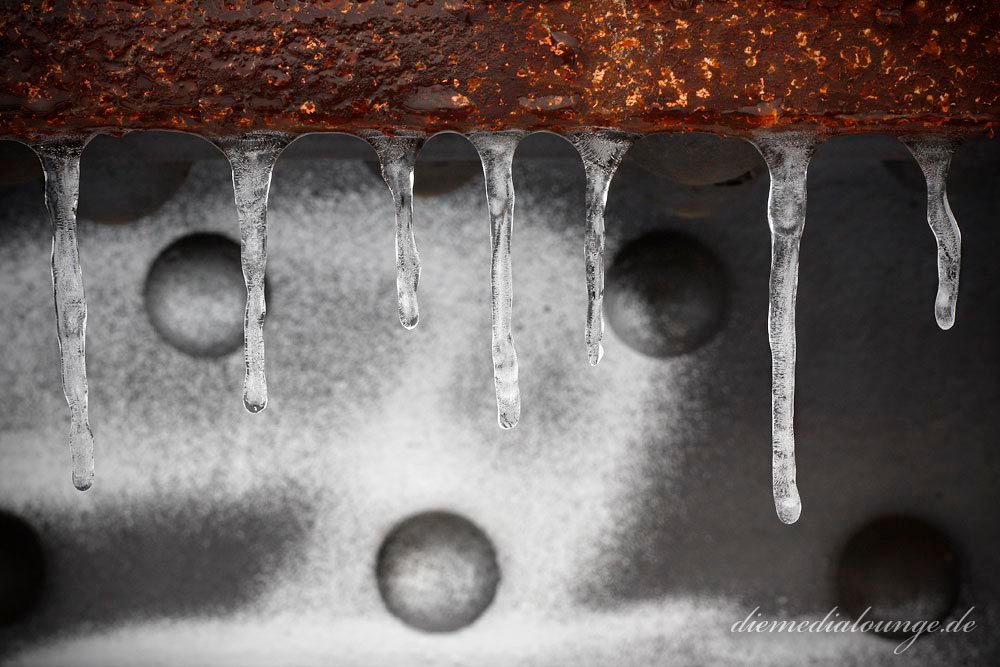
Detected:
[
  {"left": 605, "top": 231, "right": 728, "bottom": 358},
  {"left": 145, "top": 233, "right": 258, "bottom": 358},
  {"left": 376, "top": 511, "right": 500, "bottom": 633},
  {"left": 836, "top": 515, "right": 960, "bottom": 637},
  {"left": 629, "top": 133, "right": 762, "bottom": 186}
]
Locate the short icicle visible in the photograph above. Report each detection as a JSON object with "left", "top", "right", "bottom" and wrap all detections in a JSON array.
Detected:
[
  {"left": 468, "top": 131, "right": 526, "bottom": 429},
  {"left": 567, "top": 129, "right": 637, "bottom": 366},
  {"left": 362, "top": 132, "right": 425, "bottom": 329},
  {"left": 31, "top": 136, "right": 96, "bottom": 491},
  {"left": 213, "top": 132, "right": 293, "bottom": 414},
  {"left": 899, "top": 135, "right": 962, "bottom": 330},
  {"left": 752, "top": 132, "right": 822, "bottom": 525}
]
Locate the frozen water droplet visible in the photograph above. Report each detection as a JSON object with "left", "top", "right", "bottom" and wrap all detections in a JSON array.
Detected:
[
  {"left": 213, "top": 132, "right": 293, "bottom": 413},
  {"left": 567, "top": 129, "right": 637, "bottom": 366},
  {"left": 362, "top": 132, "right": 425, "bottom": 330},
  {"left": 468, "top": 131, "right": 525, "bottom": 429},
  {"left": 899, "top": 135, "right": 962, "bottom": 330},
  {"left": 752, "top": 131, "right": 822, "bottom": 525},
  {"left": 31, "top": 136, "right": 95, "bottom": 491}
]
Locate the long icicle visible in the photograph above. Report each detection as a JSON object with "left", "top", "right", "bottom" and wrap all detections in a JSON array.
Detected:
[
  {"left": 752, "top": 132, "right": 821, "bottom": 525},
  {"left": 567, "top": 129, "right": 637, "bottom": 366},
  {"left": 362, "top": 132, "right": 425, "bottom": 329},
  {"left": 213, "top": 132, "right": 292, "bottom": 414},
  {"left": 900, "top": 135, "right": 962, "bottom": 330},
  {"left": 469, "top": 131, "right": 525, "bottom": 429},
  {"left": 32, "top": 136, "right": 95, "bottom": 491}
]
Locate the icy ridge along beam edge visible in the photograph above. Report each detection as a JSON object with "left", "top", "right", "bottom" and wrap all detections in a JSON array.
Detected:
[{"left": 2, "top": 0, "right": 999, "bottom": 141}]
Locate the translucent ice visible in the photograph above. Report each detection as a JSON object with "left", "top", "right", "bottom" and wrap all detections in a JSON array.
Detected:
[
  {"left": 567, "top": 129, "right": 637, "bottom": 366},
  {"left": 32, "top": 136, "right": 95, "bottom": 491},
  {"left": 362, "top": 132, "right": 425, "bottom": 329},
  {"left": 752, "top": 132, "right": 821, "bottom": 525},
  {"left": 214, "top": 132, "right": 293, "bottom": 413},
  {"left": 900, "top": 135, "right": 962, "bottom": 330},
  {"left": 468, "top": 131, "right": 526, "bottom": 429}
]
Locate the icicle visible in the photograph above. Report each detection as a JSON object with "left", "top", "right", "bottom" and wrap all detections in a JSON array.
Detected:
[
  {"left": 752, "top": 132, "right": 821, "bottom": 525},
  {"left": 468, "top": 131, "right": 525, "bottom": 429},
  {"left": 213, "top": 132, "right": 292, "bottom": 413},
  {"left": 361, "top": 132, "right": 425, "bottom": 329},
  {"left": 899, "top": 135, "right": 962, "bottom": 330},
  {"left": 567, "top": 129, "right": 637, "bottom": 366},
  {"left": 31, "top": 136, "right": 95, "bottom": 491}
]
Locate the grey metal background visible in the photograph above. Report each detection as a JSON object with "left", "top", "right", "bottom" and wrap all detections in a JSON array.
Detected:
[{"left": 0, "top": 131, "right": 997, "bottom": 665}]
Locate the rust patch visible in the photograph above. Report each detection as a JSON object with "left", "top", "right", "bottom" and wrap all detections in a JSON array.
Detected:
[{"left": 1, "top": 0, "right": 999, "bottom": 140}]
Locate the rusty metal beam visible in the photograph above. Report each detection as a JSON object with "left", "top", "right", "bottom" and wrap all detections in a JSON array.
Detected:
[{"left": 2, "top": 0, "right": 999, "bottom": 140}]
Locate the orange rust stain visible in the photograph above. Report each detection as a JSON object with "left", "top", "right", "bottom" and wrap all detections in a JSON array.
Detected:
[{"left": 0, "top": 0, "right": 998, "bottom": 140}]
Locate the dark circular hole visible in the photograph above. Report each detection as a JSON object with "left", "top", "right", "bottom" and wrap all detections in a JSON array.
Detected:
[
  {"left": 0, "top": 510, "right": 46, "bottom": 626},
  {"left": 836, "top": 515, "right": 960, "bottom": 639},
  {"left": 605, "top": 231, "right": 729, "bottom": 358},
  {"left": 145, "top": 233, "right": 263, "bottom": 358},
  {"left": 376, "top": 511, "right": 500, "bottom": 633}
]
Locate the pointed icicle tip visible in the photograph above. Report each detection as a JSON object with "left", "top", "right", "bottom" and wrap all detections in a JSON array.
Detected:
[
  {"left": 361, "top": 131, "right": 426, "bottom": 331},
  {"left": 244, "top": 396, "right": 267, "bottom": 414},
  {"left": 590, "top": 343, "right": 605, "bottom": 367},
  {"left": 243, "top": 364, "right": 268, "bottom": 413},
  {"left": 567, "top": 129, "right": 637, "bottom": 368},
  {"left": 936, "top": 294, "right": 957, "bottom": 331},
  {"left": 70, "top": 419, "right": 95, "bottom": 491},
  {"left": 498, "top": 409, "right": 519, "bottom": 430},
  {"left": 776, "top": 491, "right": 802, "bottom": 525},
  {"left": 899, "top": 135, "right": 962, "bottom": 331},
  {"left": 400, "top": 313, "right": 419, "bottom": 331}
]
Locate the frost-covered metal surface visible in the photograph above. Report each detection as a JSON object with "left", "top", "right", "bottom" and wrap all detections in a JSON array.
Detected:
[
  {"left": 0, "top": 133, "right": 998, "bottom": 664},
  {"left": 2, "top": 1, "right": 1000, "bottom": 139}
]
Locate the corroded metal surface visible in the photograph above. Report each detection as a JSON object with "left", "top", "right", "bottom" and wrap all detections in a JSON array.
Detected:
[{"left": 2, "top": 0, "right": 999, "bottom": 140}]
